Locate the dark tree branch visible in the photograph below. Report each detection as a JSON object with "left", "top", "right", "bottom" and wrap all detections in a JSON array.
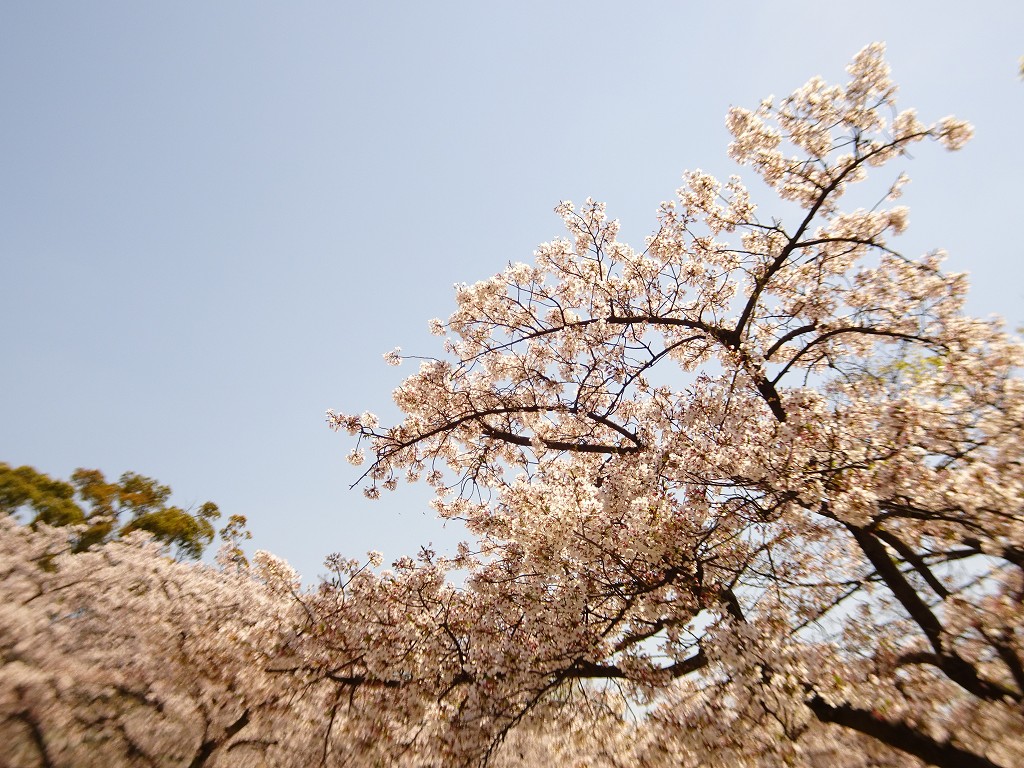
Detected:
[
  {"left": 847, "top": 524, "right": 1017, "bottom": 702},
  {"left": 188, "top": 710, "right": 251, "bottom": 768},
  {"left": 805, "top": 695, "right": 1004, "bottom": 768},
  {"left": 873, "top": 527, "right": 950, "bottom": 599},
  {"left": 480, "top": 425, "right": 640, "bottom": 455}
]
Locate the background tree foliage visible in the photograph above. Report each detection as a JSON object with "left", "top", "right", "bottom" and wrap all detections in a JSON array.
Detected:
[{"left": 0, "top": 462, "right": 221, "bottom": 559}]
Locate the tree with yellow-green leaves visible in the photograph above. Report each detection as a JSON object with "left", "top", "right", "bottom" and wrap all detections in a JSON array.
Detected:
[{"left": 0, "top": 462, "right": 222, "bottom": 559}]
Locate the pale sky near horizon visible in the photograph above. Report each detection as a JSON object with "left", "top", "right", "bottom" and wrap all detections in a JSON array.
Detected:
[{"left": 3, "top": 2, "right": 1022, "bottom": 580}]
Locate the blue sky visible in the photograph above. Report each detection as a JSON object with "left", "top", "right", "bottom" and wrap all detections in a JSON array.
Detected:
[{"left": 3, "top": 2, "right": 1022, "bottom": 580}]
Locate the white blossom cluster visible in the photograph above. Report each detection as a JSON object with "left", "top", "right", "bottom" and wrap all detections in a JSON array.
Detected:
[{"left": 322, "top": 44, "right": 1021, "bottom": 768}]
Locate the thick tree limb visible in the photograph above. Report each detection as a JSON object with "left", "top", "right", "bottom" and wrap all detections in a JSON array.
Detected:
[{"left": 805, "top": 695, "right": 1004, "bottom": 768}]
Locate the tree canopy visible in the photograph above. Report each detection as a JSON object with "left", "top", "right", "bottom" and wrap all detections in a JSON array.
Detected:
[
  {"left": 327, "top": 43, "right": 1022, "bottom": 767},
  {"left": 0, "top": 462, "right": 222, "bottom": 559},
  {"left": 2, "top": 44, "right": 1021, "bottom": 768}
]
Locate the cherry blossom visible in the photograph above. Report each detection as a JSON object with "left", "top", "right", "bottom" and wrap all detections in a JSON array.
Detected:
[
  {"left": 331, "top": 43, "right": 1022, "bottom": 767},
  {"left": 3, "top": 43, "right": 1019, "bottom": 768}
]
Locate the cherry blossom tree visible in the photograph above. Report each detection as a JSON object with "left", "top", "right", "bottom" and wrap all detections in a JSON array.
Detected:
[
  {"left": 4, "top": 43, "right": 1020, "bottom": 768},
  {"left": 2, "top": 514, "right": 629, "bottom": 767},
  {"left": 329, "top": 44, "right": 1024, "bottom": 767},
  {"left": 0, "top": 516, "right": 388, "bottom": 767}
]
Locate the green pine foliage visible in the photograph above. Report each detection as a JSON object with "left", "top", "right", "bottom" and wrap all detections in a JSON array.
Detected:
[{"left": 0, "top": 462, "right": 220, "bottom": 559}]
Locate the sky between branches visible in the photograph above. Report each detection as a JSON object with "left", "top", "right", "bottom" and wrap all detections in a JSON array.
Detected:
[{"left": 2, "top": 1, "right": 1021, "bottom": 579}]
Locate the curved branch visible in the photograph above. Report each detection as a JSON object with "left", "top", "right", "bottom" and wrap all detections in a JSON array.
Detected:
[
  {"left": 847, "top": 524, "right": 1018, "bottom": 702},
  {"left": 770, "top": 326, "right": 935, "bottom": 385},
  {"left": 805, "top": 696, "right": 1003, "bottom": 768},
  {"left": 733, "top": 129, "right": 933, "bottom": 342}
]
